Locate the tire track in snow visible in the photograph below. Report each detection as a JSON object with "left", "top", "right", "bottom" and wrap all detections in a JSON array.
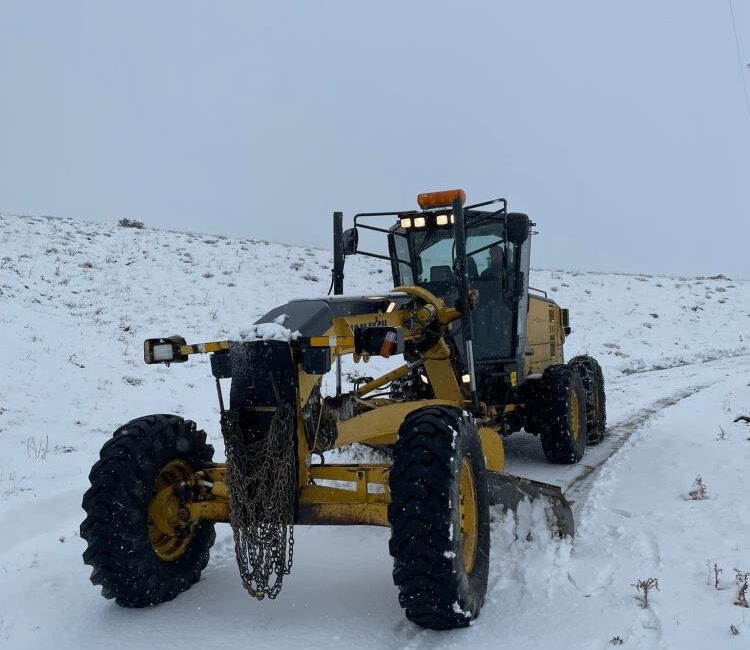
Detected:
[
  {"left": 616, "top": 351, "right": 750, "bottom": 378},
  {"left": 564, "top": 384, "right": 708, "bottom": 517}
]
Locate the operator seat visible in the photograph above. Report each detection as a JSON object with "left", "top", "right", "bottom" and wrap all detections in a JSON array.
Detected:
[{"left": 430, "top": 265, "right": 454, "bottom": 283}]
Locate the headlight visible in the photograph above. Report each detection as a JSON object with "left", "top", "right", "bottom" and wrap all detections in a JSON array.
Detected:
[
  {"left": 152, "top": 344, "right": 175, "bottom": 361},
  {"left": 143, "top": 336, "right": 188, "bottom": 365}
]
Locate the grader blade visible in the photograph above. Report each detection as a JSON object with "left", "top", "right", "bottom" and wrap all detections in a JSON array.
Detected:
[{"left": 487, "top": 473, "right": 574, "bottom": 537}]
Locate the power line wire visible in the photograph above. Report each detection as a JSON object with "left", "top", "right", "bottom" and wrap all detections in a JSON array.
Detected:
[{"left": 728, "top": 0, "right": 750, "bottom": 120}]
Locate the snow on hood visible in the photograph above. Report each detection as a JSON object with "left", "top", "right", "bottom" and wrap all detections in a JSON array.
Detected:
[{"left": 236, "top": 315, "right": 301, "bottom": 342}]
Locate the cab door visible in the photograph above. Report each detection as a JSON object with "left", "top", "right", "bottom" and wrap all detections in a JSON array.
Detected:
[{"left": 466, "top": 230, "right": 515, "bottom": 362}]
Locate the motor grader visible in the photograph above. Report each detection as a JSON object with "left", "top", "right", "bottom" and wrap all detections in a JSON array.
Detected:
[{"left": 81, "top": 189, "right": 606, "bottom": 630}]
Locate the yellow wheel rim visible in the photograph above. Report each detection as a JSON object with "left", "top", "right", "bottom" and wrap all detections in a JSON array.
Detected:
[
  {"left": 459, "top": 459, "right": 478, "bottom": 574},
  {"left": 148, "top": 459, "right": 194, "bottom": 561},
  {"left": 569, "top": 389, "right": 581, "bottom": 441}
]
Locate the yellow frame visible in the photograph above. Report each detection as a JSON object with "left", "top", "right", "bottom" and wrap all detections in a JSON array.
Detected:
[{"left": 149, "top": 286, "right": 513, "bottom": 533}]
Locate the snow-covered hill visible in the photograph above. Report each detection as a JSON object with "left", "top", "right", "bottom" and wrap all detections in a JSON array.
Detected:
[{"left": 1, "top": 213, "right": 749, "bottom": 649}]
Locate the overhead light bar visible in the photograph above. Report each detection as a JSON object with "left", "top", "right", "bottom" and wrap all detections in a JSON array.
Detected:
[{"left": 399, "top": 211, "right": 455, "bottom": 230}]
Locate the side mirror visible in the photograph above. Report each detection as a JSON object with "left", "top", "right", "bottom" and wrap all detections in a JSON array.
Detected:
[
  {"left": 343, "top": 228, "right": 358, "bottom": 255},
  {"left": 507, "top": 212, "right": 530, "bottom": 244}
]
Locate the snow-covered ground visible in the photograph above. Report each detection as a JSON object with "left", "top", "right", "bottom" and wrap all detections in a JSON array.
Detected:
[{"left": 1, "top": 213, "right": 749, "bottom": 649}]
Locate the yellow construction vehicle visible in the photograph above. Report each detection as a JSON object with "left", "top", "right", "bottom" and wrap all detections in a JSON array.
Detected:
[{"left": 81, "top": 189, "right": 606, "bottom": 629}]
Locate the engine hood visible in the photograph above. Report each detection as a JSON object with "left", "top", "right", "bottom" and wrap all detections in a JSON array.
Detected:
[{"left": 254, "top": 294, "right": 412, "bottom": 338}]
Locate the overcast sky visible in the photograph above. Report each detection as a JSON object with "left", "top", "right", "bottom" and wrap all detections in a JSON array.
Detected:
[{"left": 1, "top": 1, "right": 749, "bottom": 278}]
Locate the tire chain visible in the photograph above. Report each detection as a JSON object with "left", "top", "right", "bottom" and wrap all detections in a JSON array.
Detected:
[{"left": 221, "top": 405, "right": 296, "bottom": 600}]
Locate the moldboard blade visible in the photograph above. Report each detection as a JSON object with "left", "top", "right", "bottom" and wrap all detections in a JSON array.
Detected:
[{"left": 487, "top": 472, "right": 574, "bottom": 537}]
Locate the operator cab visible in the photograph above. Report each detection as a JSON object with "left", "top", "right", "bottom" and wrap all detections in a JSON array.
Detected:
[
  {"left": 335, "top": 189, "right": 533, "bottom": 401},
  {"left": 388, "top": 207, "right": 519, "bottom": 362}
]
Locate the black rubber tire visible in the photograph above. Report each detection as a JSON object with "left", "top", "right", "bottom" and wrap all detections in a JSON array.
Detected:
[
  {"left": 569, "top": 355, "right": 607, "bottom": 443},
  {"left": 388, "top": 406, "right": 490, "bottom": 630},
  {"left": 81, "top": 414, "right": 216, "bottom": 607},
  {"left": 538, "top": 365, "right": 588, "bottom": 464}
]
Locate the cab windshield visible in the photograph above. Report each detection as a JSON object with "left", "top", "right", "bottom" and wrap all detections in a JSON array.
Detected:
[{"left": 392, "top": 217, "right": 516, "bottom": 360}]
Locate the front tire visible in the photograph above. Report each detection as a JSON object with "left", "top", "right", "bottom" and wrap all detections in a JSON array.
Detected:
[
  {"left": 388, "top": 407, "right": 490, "bottom": 629},
  {"left": 81, "top": 414, "right": 216, "bottom": 607}
]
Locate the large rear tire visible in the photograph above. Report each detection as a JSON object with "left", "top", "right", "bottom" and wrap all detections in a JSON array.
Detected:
[
  {"left": 569, "top": 355, "right": 607, "bottom": 443},
  {"left": 81, "top": 414, "right": 216, "bottom": 607},
  {"left": 388, "top": 407, "right": 490, "bottom": 629},
  {"left": 539, "top": 365, "right": 588, "bottom": 464}
]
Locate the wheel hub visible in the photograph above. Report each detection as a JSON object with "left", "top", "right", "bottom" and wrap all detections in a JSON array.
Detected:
[{"left": 148, "top": 459, "right": 195, "bottom": 561}]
